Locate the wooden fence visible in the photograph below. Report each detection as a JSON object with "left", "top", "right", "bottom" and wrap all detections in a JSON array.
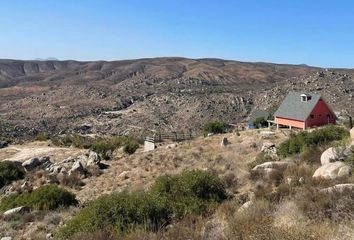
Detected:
[{"left": 146, "top": 129, "right": 204, "bottom": 143}]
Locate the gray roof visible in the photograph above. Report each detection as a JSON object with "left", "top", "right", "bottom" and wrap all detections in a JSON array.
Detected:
[
  {"left": 248, "top": 109, "right": 269, "bottom": 125},
  {"left": 274, "top": 91, "right": 322, "bottom": 121}
]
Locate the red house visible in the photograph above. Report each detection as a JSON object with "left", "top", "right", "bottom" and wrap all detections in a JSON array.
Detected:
[{"left": 274, "top": 92, "right": 336, "bottom": 130}]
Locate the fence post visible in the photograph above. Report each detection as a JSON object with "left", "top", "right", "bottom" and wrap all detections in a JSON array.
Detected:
[{"left": 349, "top": 116, "right": 353, "bottom": 129}]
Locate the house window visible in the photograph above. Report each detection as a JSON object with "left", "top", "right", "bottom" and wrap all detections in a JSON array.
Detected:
[{"left": 310, "top": 114, "right": 314, "bottom": 119}]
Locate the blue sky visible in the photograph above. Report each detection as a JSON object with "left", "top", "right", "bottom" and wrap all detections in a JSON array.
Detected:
[{"left": 0, "top": 0, "right": 353, "bottom": 67}]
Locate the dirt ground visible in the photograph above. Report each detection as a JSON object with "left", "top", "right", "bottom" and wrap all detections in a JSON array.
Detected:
[{"left": 0, "top": 141, "right": 86, "bottom": 162}]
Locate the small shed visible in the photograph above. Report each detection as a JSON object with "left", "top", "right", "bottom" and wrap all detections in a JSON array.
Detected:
[
  {"left": 274, "top": 91, "right": 336, "bottom": 130},
  {"left": 248, "top": 109, "right": 270, "bottom": 129}
]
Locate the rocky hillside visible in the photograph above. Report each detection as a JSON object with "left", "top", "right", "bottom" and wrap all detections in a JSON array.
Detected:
[{"left": 0, "top": 58, "right": 353, "bottom": 138}]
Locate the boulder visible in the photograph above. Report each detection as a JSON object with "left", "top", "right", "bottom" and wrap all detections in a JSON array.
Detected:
[
  {"left": 252, "top": 161, "right": 294, "bottom": 181},
  {"left": 220, "top": 137, "right": 229, "bottom": 147},
  {"left": 22, "top": 157, "right": 41, "bottom": 171},
  {"left": 313, "top": 161, "right": 352, "bottom": 179},
  {"left": 350, "top": 127, "right": 354, "bottom": 140},
  {"left": 320, "top": 147, "right": 341, "bottom": 165},
  {"left": 1, "top": 237, "right": 12, "bottom": 240},
  {"left": 3, "top": 206, "right": 31, "bottom": 217},
  {"left": 320, "top": 183, "right": 354, "bottom": 194},
  {"left": 252, "top": 161, "right": 294, "bottom": 172}
]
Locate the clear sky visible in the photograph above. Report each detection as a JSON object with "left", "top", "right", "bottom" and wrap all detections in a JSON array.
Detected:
[{"left": 0, "top": 0, "right": 353, "bottom": 67}]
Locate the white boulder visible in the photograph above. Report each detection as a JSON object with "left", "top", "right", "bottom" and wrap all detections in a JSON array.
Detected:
[
  {"left": 3, "top": 206, "right": 31, "bottom": 217},
  {"left": 313, "top": 161, "right": 351, "bottom": 179},
  {"left": 320, "top": 147, "right": 341, "bottom": 165}
]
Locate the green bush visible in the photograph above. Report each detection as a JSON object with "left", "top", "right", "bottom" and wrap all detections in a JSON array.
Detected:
[
  {"left": 51, "top": 135, "right": 141, "bottom": 159},
  {"left": 0, "top": 184, "right": 78, "bottom": 212},
  {"left": 0, "top": 161, "right": 25, "bottom": 188},
  {"left": 253, "top": 117, "right": 268, "bottom": 129},
  {"left": 56, "top": 170, "right": 228, "bottom": 239},
  {"left": 203, "top": 121, "right": 228, "bottom": 135},
  {"left": 277, "top": 125, "right": 349, "bottom": 157},
  {"left": 123, "top": 140, "right": 139, "bottom": 155},
  {"left": 151, "top": 170, "right": 227, "bottom": 218},
  {"left": 35, "top": 132, "right": 50, "bottom": 141}
]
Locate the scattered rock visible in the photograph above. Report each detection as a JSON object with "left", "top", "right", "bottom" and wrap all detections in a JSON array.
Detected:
[
  {"left": 3, "top": 206, "right": 31, "bottom": 217},
  {"left": 261, "top": 141, "right": 276, "bottom": 154},
  {"left": 350, "top": 127, "right": 354, "bottom": 140},
  {"left": 207, "top": 133, "right": 214, "bottom": 137},
  {"left": 220, "top": 137, "right": 229, "bottom": 147},
  {"left": 166, "top": 143, "right": 178, "bottom": 149},
  {"left": 22, "top": 157, "right": 41, "bottom": 171},
  {"left": 20, "top": 181, "right": 32, "bottom": 192},
  {"left": 118, "top": 171, "right": 132, "bottom": 179},
  {"left": 46, "top": 233, "right": 53, "bottom": 240},
  {"left": 298, "top": 177, "right": 305, "bottom": 184},
  {"left": 313, "top": 161, "right": 352, "bottom": 179},
  {"left": 238, "top": 200, "right": 254, "bottom": 213}
]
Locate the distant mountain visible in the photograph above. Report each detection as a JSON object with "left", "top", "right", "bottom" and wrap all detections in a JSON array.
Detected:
[
  {"left": 0, "top": 57, "right": 353, "bottom": 138},
  {"left": 34, "top": 58, "right": 59, "bottom": 61}
]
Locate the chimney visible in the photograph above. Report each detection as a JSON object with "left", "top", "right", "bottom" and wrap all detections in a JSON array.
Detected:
[{"left": 300, "top": 94, "right": 311, "bottom": 102}]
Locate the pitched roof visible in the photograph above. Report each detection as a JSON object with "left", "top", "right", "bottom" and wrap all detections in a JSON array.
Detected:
[
  {"left": 248, "top": 109, "right": 269, "bottom": 125},
  {"left": 274, "top": 91, "right": 322, "bottom": 121}
]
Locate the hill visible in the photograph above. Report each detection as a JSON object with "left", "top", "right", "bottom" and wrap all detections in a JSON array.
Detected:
[{"left": 0, "top": 58, "right": 353, "bottom": 138}]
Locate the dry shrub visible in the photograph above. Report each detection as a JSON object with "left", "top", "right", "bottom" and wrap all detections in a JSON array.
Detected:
[
  {"left": 294, "top": 187, "right": 354, "bottom": 222},
  {"left": 57, "top": 173, "right": 85, "bottom": 190},
  {"left": 227, "top": 199, "right": 320, "bottom": 240},
  {"left": 71, "top": 229, "right": 119, "bottom": 240}
]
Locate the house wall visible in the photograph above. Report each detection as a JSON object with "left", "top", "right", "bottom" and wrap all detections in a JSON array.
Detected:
[
  {"left": 305, "top": 99, "right": 336, "bottom": 127},
  {"left": 275, "top": 116, "right": 305, "bottom": 129}
]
